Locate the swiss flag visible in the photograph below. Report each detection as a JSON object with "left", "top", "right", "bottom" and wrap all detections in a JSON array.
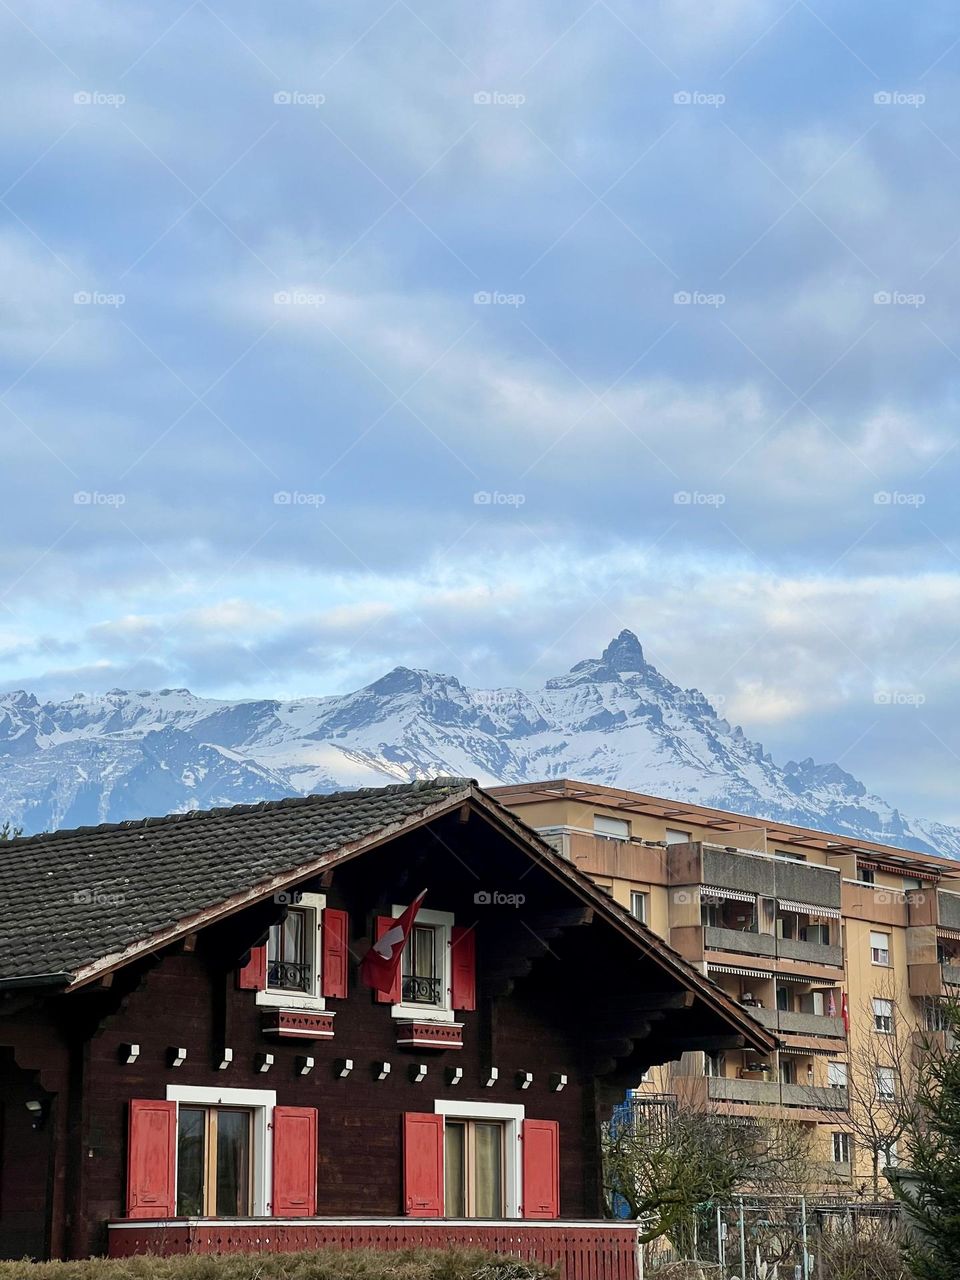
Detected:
[
  {"left": 841, "top": 991, "right": 850, "bottom": 1032},
  {"left": 360, "top": 890, "right": 427, "bottom": 994}
]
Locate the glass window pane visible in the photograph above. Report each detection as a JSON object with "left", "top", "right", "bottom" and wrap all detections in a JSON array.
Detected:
[
  {"left": 215, "top": 1110, "right": 250, "bottom": 1216},
  {"left": 283, "top": 910, "right": 305, "bottom": 963},
  {"left": 176, "top": 1107, "right": 205, "bottom": 1216},
  {"left": 414, "top": 926, "right": 435, "bottom": 979},
  {"left": 473, "top": 1123, "right": 503, "bottom": 1218},
  {"left": 444, "top": 1122, "right": 465, "bottom": 1217}
]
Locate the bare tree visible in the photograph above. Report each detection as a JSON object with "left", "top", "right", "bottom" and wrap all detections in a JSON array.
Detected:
[{"left": 0, "top": 822, "right": 22, "bottom": 840}]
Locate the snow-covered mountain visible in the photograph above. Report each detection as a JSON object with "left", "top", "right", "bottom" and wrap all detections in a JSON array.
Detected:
[{"left": 2, "top": 630, "right": 958, "bottom": 858}]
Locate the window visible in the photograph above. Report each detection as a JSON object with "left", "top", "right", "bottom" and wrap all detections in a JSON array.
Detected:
[
  {"left": 925, "top": 1000, "right": 949, "bottom": 1032},
  {"left": 875, "top": 1067, "right": 895, "bottom": 1101},
  {"left": 832, "top": 1131, "right": 851, "bottom": 1163},
  {"left": 704, "top": 1051, "right": 724, "bottom": 1077},
  {"left": 630, "top": 891, "right": 648, "bottom": 923},
  {"left": 779, "top": 1058, "right": 796, "bottom": 1084},
  {"left": 666, "top": 828, "right": 691, "bottom": 845},
  {"left": 775, "top": 849, "right": 807, "bottom": 863},
  {"left": 176, "top": 1106, "right": 252, "bottom": 1216},
  {"left": 873, "top": 998, "right": 894, "bottom": 1033},
  {"left": 403, "top": 924, "right": 441, "bottom": 1006},
  {"left": 859, "top": 867, "right": 876, "bottom": 885},
  {"left": 258, "top": 891, "right": 326, "bottom": 1010},
  {"left": 870, "top": 931, "right": 891, "bottom": 966},
  {"left": 594, "top": 814, "right": 630, "bottom": 840},
  {"left": 444, "top": 1119, "right": 504, "bottom": 1217},
  {"left": 827, "top": 1060, "right": 848, "bottom": 1089},
  {"left": 883, "top": 1141, "right": 900, "bottom": 1168}
]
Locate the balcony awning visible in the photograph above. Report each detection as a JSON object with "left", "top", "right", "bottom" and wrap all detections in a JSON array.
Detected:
[
  {"left": 777, "top": 899, "right": 840, "bottom": 919},
  {"left": 703, "top": 886, "right": 756, "bottom": 904},
  {"left": 937, "top": 927, "right": 960, "bottom": 941},
  {"left": 707, "top": 963, "right": 772, "bottom": 979},
  {"left": 779, "top": 1046, "right": 839, "bottom": 1057}
]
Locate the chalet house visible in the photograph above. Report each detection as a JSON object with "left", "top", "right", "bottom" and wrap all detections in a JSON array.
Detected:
[{"left": 0, "top": 778, "right": 773, "bottom": 1276}]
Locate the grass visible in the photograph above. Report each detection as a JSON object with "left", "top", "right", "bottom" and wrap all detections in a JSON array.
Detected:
[{"left": 0, "top": 1248, "right": 558, "bottom": 1280}]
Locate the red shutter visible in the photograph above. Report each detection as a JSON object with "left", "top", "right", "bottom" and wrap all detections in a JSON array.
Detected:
[
  {"left": 449, "top": 925, "right": 476, "bottom": 1011},
  {"left": 237, "top": 943, "right": 266, "bottom": 990},
  {"left": 321, "top": 907, "right": 349, "bottom": 998},
  {"left": 403, "top": 1112, "right": 444, "bottom": 1216},
  {"left": 126, "top": 1099, "right": 177, "bottom": 1218},
  {"left": 522, "top": 1119, "right": 560, "bottom": 1219},
  {"left": 273, "top": 1106, "right": 318, "bottom": 1216},
  {"left": 374, "top": 915, "right": 402, "bottom": 1004}
]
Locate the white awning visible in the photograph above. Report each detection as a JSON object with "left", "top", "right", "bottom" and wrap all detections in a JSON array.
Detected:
[
  {"left": 777, "top": 899, "right": 840, "bottom": 919},
  {"left": 702, "top": 886, "right": 756, "bottom": 904},
  {"left": 707, "top": 963, "right": 772, "bottom": 979}
]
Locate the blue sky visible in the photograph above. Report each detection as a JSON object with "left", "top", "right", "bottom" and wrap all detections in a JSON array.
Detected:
[{"left": 1, "top": 1, "right": 960, "bottom": 822}]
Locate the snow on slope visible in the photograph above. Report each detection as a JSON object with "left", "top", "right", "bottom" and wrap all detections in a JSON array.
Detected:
[{"left": 0, "top": 632, "right": 957, "bottom": 858}]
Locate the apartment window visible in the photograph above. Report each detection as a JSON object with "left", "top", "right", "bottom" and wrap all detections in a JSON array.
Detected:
[
  {"left": 873, "top": 998, "right": 894, "bottom": 1034},
  {"left": 594, "top": 814, "right": 630, "bottom": 840},
  {"left": 827, "top": 1060, "right": 848, "bottom": 1089},
  {"left": 402, "top": 923, "right": 442, "bottom": 1006},
  {"left": 666, "top": 828, "right": 691, "bottom": 845},
  {"left": 444, "top": 1119, "right": 505, "bottom": 1217},
  {"left": 870, "top": 931, "right": 891, "bottom": 966},
  {"left": 903, "top": 876, "right": 922, "bottom": 892},
  {"left": 925, "top": 1000, "right": 949, "bottom": 1032},
  {"left": 859, "top": 867, "right": 876, "bottom": 885},
  {"left": 775, "top": 849, "right": 807, "bottom": 863},
  {"left": 630, "top": 891, "right": 648, "bottom": 923},
  {"left": 704, "top": 1051, "right": 724, "bottom": 1077},
  {"left": 875, "top": 1067, "right": 895, "bottom": 1101},
  {"left": 779, "top": 1058, "right": 796, "bottom": 1084},
  {"left": 267, "top": 908, "right": 311, "bottom": 993},
  {"left": 884, "top": 1141, "right": 900, "bottom": 1168},
  {"left": 832, "top": 1132, "right": 851, "bottom": 1163},
  {"left": 176, "top": 1106, "right": 252, "bottom": 1216}
]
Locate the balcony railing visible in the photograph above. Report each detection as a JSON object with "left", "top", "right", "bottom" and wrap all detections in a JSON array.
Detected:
[
  {"left": 402, "top": 974, "right": 442, "bottom": 1005},
  {"left": 749, "top": 1007, "right": 846, "bottom": 1038},
  {"left": 942, "top": 963, "right": 960, "bottom": 986},
  {"left": 267, "top": 959, "right": 312, "bottom": 993},
  {"left": 706, "top": 1077, "right": 848, "bottom": 1110},
  {"left": 776, "top": 936, "right": 844, "bottom": 967},
  {"left": 704, "top": 926, "right": 775, "bottom": 957}
]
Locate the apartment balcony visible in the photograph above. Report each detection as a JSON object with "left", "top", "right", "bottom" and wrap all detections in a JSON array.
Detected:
[
  {"left": 775, "top": 936, "right": 844, "bottom": 967},
  {"left": 679, "top": 845, "right": 841, "bottom": 910},
  {"left": 943, "top": 963, "right": 960, "bottom": 986},
  {"left": 705, "top": 1077, "right": 848, "bottom": 1111},
  {"left": 909, "top": 959, "right": 960, "bottom": 997},
  {"left": 704, "top": 926, "right": 775, "bottom": 958},
  {"left": 749, "top": 1007, "right": 846, "bottom": 1039},
  {"left": 938, "top": 890, "right": 960, "bottom": 930}
]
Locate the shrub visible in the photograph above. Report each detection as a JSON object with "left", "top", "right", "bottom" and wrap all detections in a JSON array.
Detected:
[{"left": 0, "top": 1248, "right": 558, "bottom": 1280}]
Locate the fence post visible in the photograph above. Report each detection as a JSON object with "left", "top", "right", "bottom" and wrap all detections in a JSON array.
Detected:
[
  {"left": 801, "top": 1194, "right": 809, "bottom": 1280},
  {"left": 739, "top": 1196, "right": 747, "bottom": 1279}
]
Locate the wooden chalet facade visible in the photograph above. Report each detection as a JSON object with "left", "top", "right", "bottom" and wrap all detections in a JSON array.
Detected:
[{"left": 0, "top": 778, "right": 773, "bottom": 1274}]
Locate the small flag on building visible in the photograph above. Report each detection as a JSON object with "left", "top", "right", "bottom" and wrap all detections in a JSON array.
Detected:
[
  {"left": 827, "top": 990, "right": 837, "bottom": 1017},
  {"left": 840, "top": 990, "right": 850, "bottom": 1032},
  {"left": 360, "top": 889, "right": 428, "bottom": 994}
]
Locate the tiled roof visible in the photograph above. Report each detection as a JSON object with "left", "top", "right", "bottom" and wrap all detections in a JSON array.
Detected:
[{"left": 0, "top": 778, "right": 472, "bottom": 985}]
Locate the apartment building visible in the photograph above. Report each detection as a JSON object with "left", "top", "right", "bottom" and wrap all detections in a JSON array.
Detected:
[{"left": 493, "top": 778, "right": 960, "bottom": 1191}]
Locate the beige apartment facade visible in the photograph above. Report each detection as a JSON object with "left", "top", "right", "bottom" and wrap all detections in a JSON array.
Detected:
[{"left": 493, "top": 778, "right": 960, "bottom": 1193}]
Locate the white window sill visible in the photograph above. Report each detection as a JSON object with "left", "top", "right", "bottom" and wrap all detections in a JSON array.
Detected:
[
  {"left": 391, "top": 1002, "right": 455, "bottom": 1024},
  {"left": 257, "top": 988, "right": 326, "bottom": 1012}
]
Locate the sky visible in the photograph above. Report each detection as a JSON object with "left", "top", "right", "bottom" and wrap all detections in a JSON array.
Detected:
[{"left": 1, "top": 1, "right": 959, "bottom": 823}]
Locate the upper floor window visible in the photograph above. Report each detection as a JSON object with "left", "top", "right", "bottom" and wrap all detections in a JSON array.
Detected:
[
  {"left": 594, "top": 814, "right": 630, "bottom": 840},
  {"left": 870, "top": 931, "right": 891, "bottom": 966},
  {"left": 873, "top": 998, "right": 894, "bottom": 1033},
  {"left": 859, "top": 867, "right": 876, "bottom": 885},
  {"left": 630, "top": 891, "right": 648, "bottom": 923},
  {"left": 827, "top": 1060, "right": 848, "bottom": 1089},
  {"left": 666, "top": 828, "right": 691, "bottom": 845},
  {"left": 875, "top": 1067, "right": 896, "bottom": 1101},
  {"left": 774, "top": 849, "right": 807, "bottom": 862},
  {"left": 832, "top": 1131, "right": 851, "bottom": 1163},
  {"left": 268, "top": 908, "right": 312, "bottom": 994},
  {"left": 403, "top": 923, "right": 442, "bottom": 1006}
]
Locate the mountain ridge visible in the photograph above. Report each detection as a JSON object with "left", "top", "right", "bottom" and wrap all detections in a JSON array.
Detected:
[{"left": 1, "top": 630, "right": 957, "bottom": 859}]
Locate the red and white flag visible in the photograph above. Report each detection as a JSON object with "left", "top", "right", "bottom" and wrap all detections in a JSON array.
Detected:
[
  {"left": 360, "top": 889, "right": 427, "bottom": 994},
  {"left": 840, "top": 991, "right": 850, "bottom": 1032}
]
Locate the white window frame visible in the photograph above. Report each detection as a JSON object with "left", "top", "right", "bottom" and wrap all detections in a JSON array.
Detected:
[
  {"left": 257, "top": 891, "right": 327, "bottom": 1011},
  {"left": 167, "top": 1084, "right": 276, "bottom": 1216},
  {"left": 875, "top": 1066, "right": 896, "bottom": 1101},
  {"left": 391, "top": 904, "right": 456, "bottom": 1024},
  {"left": 594, "top": 814, "right": 630, "bottom": 840},
  {"left": 434, "top": 1098, "right": 525, "bottom": 1219},
  {"left": 870, "top": 931, "right": 891, "bottom": 967},
  {"left": 832, "top": 1131, "right": 851, "bottom": 1163},
  {"left": 827, "top": 1060, "right": 848, "bottom": 1089},
  {"left": 665, "top": 828, "right": 691, "bottom": 845},
  {"left": 630, "top": 891, "right": 648, "bottom": 923},
  {"left": 873, "top": 998, "right": 894, "bottom": 1034}
]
